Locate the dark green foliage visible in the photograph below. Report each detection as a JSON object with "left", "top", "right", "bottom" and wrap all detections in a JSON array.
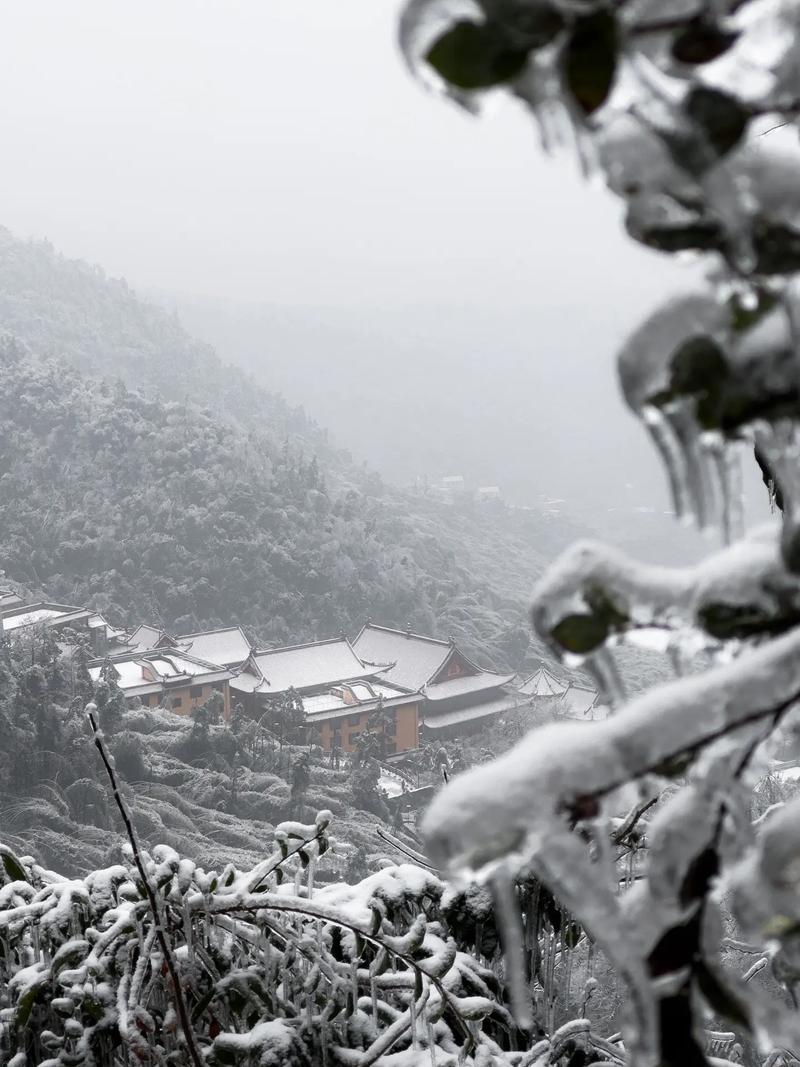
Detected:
[
  {"left": 671, "top": 18, "right": 738, "bottom": 65},
  {"left": 562, "top": 11, "right": 618, "bottom": 116},
  {"left": 425, "top": 20, "right": 530, "bottom": 89}
]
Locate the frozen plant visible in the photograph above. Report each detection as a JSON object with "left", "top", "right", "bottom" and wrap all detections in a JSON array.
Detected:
[{"left": 401, "top": 0, "right": 800, "bottom": 1064}]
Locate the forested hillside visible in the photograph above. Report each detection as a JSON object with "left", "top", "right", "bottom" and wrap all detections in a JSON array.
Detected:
[{"left": 0, "top": 228, "right": 581, "bottom": 668}]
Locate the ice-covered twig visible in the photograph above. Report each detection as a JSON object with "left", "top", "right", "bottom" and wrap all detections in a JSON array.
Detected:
[{"left": 84, "top": 701, "right": 204, "bottom": 1067}]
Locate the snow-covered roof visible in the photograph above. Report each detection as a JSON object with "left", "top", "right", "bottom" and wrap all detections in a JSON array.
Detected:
[
  {"left": 125, "top": 624, "right": 173, "bottom": 652},
  {"left": 303, "top": 684, "right": 417, "bottom": 723},
  {"left": 517, "top": 667, "right": 569, "bottom": 698},
  {"left": 423, "top": 671, "right": 516, "bottom": 702},
  {"left": 1, "top": 602, "right": 85, "bottom": 632},
  {"left": 251, "top": 637, "right": 385, "bottom": 694},
  {"left": 176, "top": 627, "right": 252, "bottom": 667},
  {"left": 422, "top": 691, "right": 521, "bottom": 730},
  {"left": 230, "top": 670, "right": 263, "bottom": 695},
  {"left": 353, "top": 624, "right": 458, "bottom": 691},
  {"left": 89, "top": 651, "right": 232, "bottom": 695}
]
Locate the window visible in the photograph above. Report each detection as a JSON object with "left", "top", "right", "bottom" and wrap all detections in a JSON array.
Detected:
[
  {"left": 348, "top": 714, "right": 361, "bottom": 726},
  {"left": 172, "top": 696, "right": 183, "bottom": 709},
  {"left": 190, "top": 685, "right": 203, "bottom": 698},
  {"left": 386, "top": 720, "right": 397, "bottom": 736},
  {"left": 212, "top": 682, "right": 225, "bottom": 693}
]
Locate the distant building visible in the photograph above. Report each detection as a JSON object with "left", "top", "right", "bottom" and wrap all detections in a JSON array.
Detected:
[
  {"left": 118, "top": 623, "right": 253, "bottom": 669},
  {"left": 441, "top": 475, "right": 466, "bottom": 493},
  {"left": 353, "top": 623, "right": 519, "bottom": 738},
  {"left": 476, "top": 485, "right": 501, "bottom": 502},
  {"left": 515, "top": 667, "right": 604, "bottom": 721},
  {"left": 0, "top": 589, "right": 24, "bottom": 613},
  {"left": 230, "top": 636, "right": 421, "bottom": 754},
  {"left": 90, "top": 650, "right": 233, "bottom": 718},
  {"left": 1, "top": 600, "right": 122, "bottom": 655}
]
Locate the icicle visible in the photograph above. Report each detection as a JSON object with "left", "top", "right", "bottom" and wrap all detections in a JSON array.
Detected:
[
  {"left": 427, "top": 1017, "right": 437, "bottom": 1066},
  {"left": 667, "top": 638, "right": 683, "bottom": 677},
  {"left": 642, "top": 405, "right": 692, "bottom": 521},
  {"left": 410, "top": 985, "right": 419, "bottom": 1051},
  {"left": 182, "top": 903, "right": 194, "bottom": 968},
  {"left": 664, "top": 400, "right": 718, "bottom": 531},
  {"left": 306, "top": 856, "right": 316, "bottom": 900},
  {"left": 586, "top": 646, "right": 626, "bottom": 709},
  {"left": 490, "top": 862, "right": 533, "bottom": 1030},
  {"left": 706, "top": 435, "right": 745, "bottom": 545}
]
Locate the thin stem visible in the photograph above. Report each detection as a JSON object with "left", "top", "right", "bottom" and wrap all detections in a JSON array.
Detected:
[{"left": 85, "top": 702, "right": 204, "bottom": 1067}]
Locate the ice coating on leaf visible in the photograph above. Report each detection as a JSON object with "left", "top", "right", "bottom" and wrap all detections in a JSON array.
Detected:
[{"left": 529, "top": 523, "right": 800, "bottom": 681}]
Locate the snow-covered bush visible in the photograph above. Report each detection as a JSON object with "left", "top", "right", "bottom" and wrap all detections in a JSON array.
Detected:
[{"left": 402, "top": 0, "right": 800, "bottom": 1063}]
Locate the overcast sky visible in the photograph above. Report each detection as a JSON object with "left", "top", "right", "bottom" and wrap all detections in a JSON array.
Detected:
[{"left": 0, "top": 1, "right": 720, "bottom": 546}]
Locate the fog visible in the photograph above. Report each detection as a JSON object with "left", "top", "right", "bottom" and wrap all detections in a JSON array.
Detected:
[{"left": 0, "top": 1, "right": 721, "bottom": 544}]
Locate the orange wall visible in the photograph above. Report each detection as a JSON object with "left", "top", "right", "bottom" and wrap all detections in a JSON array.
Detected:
[
  {"left": 315, "top": 702, "right": 419, "bottom": 754},
  {"left": 136, "top": 681, "right": 231, "bottom": 720}
]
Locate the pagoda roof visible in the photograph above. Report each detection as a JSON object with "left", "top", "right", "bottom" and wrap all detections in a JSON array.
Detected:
[
  {"left": 517, "top": 667, "right": 569, "bottom": 698},
  {"left": 175, "top": 626, "right": 253, "bottom": 668},
  {"left": 353, "top": 622, "right": 485, "bottom": 692},
  {"left": 422, "top": 691, "right": 521, "bottom": 731},
  {"left": 423, "top": 671, "right": 516, "bottom": 702},
  {"left": 248, "top": 636, "right": 389, "bottom": 695}
]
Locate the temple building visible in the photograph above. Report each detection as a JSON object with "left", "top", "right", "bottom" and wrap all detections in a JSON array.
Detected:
[
  {"left": 515, "top": 667, "right": 604, "bottom": 721},
  {"left": 89, "top": 650, "right": 233, "bottom": 718},
  {"left": 352, "top": 623, "right": 520, "bottom": 737},
  {"left": 230, "top": 636, "right": 421, "bottom": 754}
]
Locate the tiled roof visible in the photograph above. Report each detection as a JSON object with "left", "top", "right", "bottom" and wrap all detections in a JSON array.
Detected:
[
  {"left": 125, "top": 624, "right": 172, "bottom": 652},
  {"left": 251, "top": 637, "right": 385, "bottom": 694},
  {"left": 424, "top": 671, "right": 515, "bottom": 701},
  {"left": 353, "top": 624, "right": 456, "bottom": 691},
  {"left": 1, "top": 602, "right": 84, "bottom": 632},
  {"left": 89, "top": 651, "right": 232, "bottom": 695},
  {"left": 422, "top": 691, "right": 521, "bottom": 730},
  {"left": 176, "top": 627, "right": 252, "bottom": 667},
  {"left": 517, "top": 667, "right": 569, "bottom": 698}
]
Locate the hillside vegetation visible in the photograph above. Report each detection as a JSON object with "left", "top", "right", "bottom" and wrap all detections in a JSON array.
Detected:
[{"left": 0, "top": 227, "right": 583, "bottom": 668}]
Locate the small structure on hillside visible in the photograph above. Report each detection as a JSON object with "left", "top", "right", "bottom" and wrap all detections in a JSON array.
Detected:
[
  {"left": 515, "top": 666, "right": 605, "bottom": 721},
  {"left": 1, "top": 599, "right": 122, "bottom": 655}
]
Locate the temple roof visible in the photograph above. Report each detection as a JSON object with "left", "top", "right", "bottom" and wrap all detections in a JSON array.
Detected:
[
  {"left": 423, "top": 671, "right": 516, "bottom": 702},
  {"left": 422, "top": 691, "right": 521, "bottom": 730},
  {"left": 353, "top": 623, "right": 488, "bottom": 692},
  {"left": 249, "top": 637, "right": 388, "bottom": 694},
  {"left": 517, "top": 667, "right": 569, "bottom": 698},
  {"left": 176, "top": 627, "right": 252, "bottom": 668}
]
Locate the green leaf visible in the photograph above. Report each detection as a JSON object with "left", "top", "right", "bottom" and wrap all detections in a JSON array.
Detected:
[
  {"left": 684, "top": 86, "right": 748, "bottom": 158},
  {"left": 426, "top": 20, "right": 530, "bottom": 90},
  {"left": 563, "top": 11, "right": 618, "bottom": 116},
  {"left": 1, "top": 847, "right": 29, "bottom": 884},
  {"left": 564, "top": 922, "right": 582, "bottom": 949},
  {"left": 550, "top": 613, "right": 608, "bottom": 654},
  {"left": 15, "top": 986, "right": 38, "bottom": 1030},
  {"left": 671, "top": 19, "right": 738, "bottom": 65}
]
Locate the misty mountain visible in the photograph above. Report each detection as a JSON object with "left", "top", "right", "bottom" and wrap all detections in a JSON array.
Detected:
[
  {"left": 0, "top": 226, "right": 589, "bottom": 670},
  {"left": 167, "top": 291, "right": 727, "bottom": 566}
]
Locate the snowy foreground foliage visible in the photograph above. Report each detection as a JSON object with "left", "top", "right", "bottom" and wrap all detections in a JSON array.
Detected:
[
  {"left": 0, "top": 804, "right": 614, "bottom": 1067},
  {"left": 401, "top": 0, "right": 800, "bottom": 1062}
]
